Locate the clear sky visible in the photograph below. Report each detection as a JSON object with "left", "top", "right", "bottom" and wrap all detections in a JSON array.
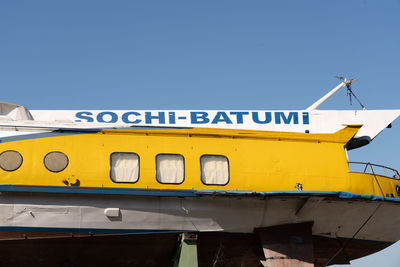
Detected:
[{"left": 1, "top": 1, "right": 400, "bottom": 266}]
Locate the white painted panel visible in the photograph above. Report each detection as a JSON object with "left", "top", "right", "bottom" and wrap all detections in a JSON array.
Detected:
[
  {"left": 1, "top": 194, "right": 400, "bottom": 242},
  {"left": 9, "top": 205, "right": 81, "bottom": 228}
]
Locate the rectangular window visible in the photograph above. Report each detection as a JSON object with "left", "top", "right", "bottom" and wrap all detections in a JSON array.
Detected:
[
  {"left": 156, "top": 154, "right": 184, "bottom": 184},
  {"left": 200, "top": 155, "right": 229, "bottom": 185},
  {"left": 110, "top": 152, "right": 139, "bottom": 183}
]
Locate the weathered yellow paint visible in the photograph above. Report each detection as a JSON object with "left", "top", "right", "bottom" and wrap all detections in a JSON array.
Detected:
[{"left": 0, "top": 126, "right": 399, "bottom": 197}]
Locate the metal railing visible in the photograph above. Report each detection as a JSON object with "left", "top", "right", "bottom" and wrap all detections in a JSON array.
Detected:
[{"left": 348, "top": 162, "right": 400, "bottom": 179}]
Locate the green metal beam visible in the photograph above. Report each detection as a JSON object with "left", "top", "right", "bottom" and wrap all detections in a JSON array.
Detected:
[{"left": 172, "top": 233, "right": 198, "bottom": 267}]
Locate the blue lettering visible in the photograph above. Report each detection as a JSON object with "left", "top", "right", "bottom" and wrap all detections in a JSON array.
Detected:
[
  {"left": 122, "top": 112, "right": 141, "bottom": 124},
  {"left": 230, "top": 112, "right": 249, "bottom": 124},
  {"left": 190, "top": 112, "right": 210, "bottom": 124},
  {"left": 97, "top": 112, "right": 118, "bottom": 123},
  {"left": 145, "top": 112, "right": 165, "bottom": 124},
  {"left": 252, "top": 112, "right": 272, "bottom": 124},
  {"left": 302, "top": 112, "right": 309, "bottom": 124},
  {"left": 169, "top": 112, "right": 176, "bottom": 124},
  {"left": 275, "top": 112, "right": 298, "bottom": 124},
  {"left": 212, "top": 112, "right": 233, "bottom": 124},
  {"left": 75, "top": 111, "right": 93, "bottom": 122}
]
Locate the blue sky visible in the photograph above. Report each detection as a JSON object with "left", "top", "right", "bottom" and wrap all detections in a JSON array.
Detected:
[{"left": 1, "top": 1, "right": 400, "bottom": 266}]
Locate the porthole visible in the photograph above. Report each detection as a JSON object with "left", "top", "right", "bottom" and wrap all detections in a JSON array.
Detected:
[
  {"left": 0, "top": 150, "right": 23, "bottom": 171},
  {"left": 44, "top": 151, "right": 69, "bottom": 172}
]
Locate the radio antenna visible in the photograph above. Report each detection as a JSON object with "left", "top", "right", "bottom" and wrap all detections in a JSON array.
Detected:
[{"left": 335, "top": 76, "right": 366, "bottom": 110}]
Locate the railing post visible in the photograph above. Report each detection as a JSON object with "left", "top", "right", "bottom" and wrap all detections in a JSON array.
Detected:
[{"left": 363, "top": 163, "right": 368, "bottom": 173}]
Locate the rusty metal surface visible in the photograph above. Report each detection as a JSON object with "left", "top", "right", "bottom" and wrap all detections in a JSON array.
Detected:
[
  {"left": 256, "top": 222, "right": 315, "bottom": 267},
  {"left": 312, "top": 235, "right": 392, "bottom": 266}
]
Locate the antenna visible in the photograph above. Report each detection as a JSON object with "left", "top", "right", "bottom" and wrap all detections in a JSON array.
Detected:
[
  {"left": 335, "top": 76, "right": 366, "bottom": 110},
  {"left": 306, "top": 77, "right": 366, "bottom": 111}
]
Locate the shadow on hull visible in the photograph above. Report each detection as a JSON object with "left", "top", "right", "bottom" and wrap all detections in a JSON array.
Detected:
[{"left": 0, "top": 232, "right": 392, "bottom": 266}]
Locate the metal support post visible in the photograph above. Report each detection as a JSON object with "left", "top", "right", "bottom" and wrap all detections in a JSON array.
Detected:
[{"left": 172, "top": 233, "right": 198, "bottom": 267}]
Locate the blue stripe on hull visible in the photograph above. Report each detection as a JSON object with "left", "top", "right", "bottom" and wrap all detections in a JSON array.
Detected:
[
  {"left": 0, "top": 131, "right": 90, "bottom": 143},
  {"left": 0, "top": 184, "right": 399, "bottom": 203}
]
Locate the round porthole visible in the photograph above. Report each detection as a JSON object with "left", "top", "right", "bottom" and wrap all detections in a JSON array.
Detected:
[
  {"left": 0, "top": 150, "right": 23, "bottom": 171},
  {"left": 44, "top": 151, "right": 69, "bottom": 172}
]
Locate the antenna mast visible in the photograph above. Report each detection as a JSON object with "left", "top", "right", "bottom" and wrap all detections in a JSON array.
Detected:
[
  {"left": 306, "top": 77, "right": 366, "bottom": 111},
  {"left": 335, "top": 76, "right": 366, "bottom": 110}
]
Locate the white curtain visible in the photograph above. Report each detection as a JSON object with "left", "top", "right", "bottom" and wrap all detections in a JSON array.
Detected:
[
  {"left": 110, "top": 153, "right": 139, "bottom": 182},
  {"left": 201, "top": 155, "right": 229, "bottom": 185},
  {"left": 156, "top": 154, "right": 184, "bottom": 183}
]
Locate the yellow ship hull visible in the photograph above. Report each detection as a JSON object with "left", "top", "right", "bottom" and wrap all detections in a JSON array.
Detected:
[
  {"left": 0, "top": 125, "right": 398, "bottom": 194},
  {"left": 0, "top": 125, "right": 400, "bottom": 266}
]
